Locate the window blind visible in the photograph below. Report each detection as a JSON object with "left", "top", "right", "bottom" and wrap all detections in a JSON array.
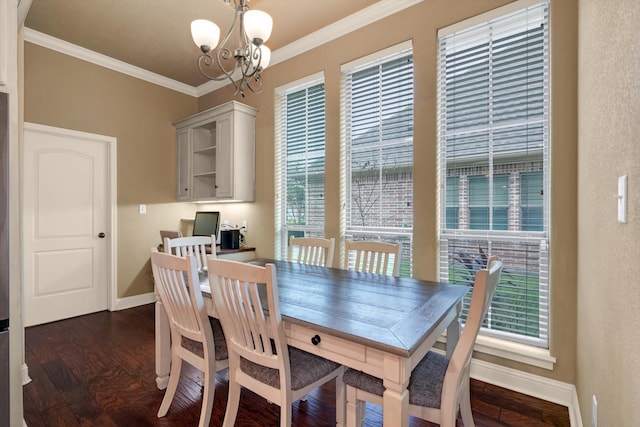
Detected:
[
  {"left": 437, "top": 1, "right": 550, "bottom": 347},
  {"left": 341, "top": 42, "right": 414, "bottom": 277},
  {"left": 275, "top": 74, "right": 326, "bottom": 259}
]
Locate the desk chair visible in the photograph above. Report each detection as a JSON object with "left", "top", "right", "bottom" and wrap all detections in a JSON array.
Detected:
[
  {"left": 207, "top": 258, "right": 344, "bottom": 427},
  {"left": 344, "top": 240, "right": 401, "bottom": 276},
  {"left": 163, "top": 235, "right": 215, "bottom": 271},
  {"left": 288, "top": 236, "right": 336, "bottom": 267},
  {"left": 343, "top": 257, "right": 503, "bottom": 427},
  {"left": 160, "top": 230, "right": 182, "bottom": 241},
  {"left": 150, "top": 250, "right": 228, "bottom": 427}
]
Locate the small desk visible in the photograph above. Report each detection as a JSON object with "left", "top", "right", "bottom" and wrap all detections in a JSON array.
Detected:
[{"left": 155, "top": 259, "right": 468, "bottom": 427}]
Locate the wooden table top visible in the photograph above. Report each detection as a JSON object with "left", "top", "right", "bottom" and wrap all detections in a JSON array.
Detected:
[{"left": 203, "top": 258, "right": 469, "bottom": 358}]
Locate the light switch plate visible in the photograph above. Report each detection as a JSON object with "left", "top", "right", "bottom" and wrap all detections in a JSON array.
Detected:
[
  {"left": 139, "top": 204, "right": 147, "bottom": 215},
  {"left": 618, "top": 175, "right": 627, "bottom": 223}
]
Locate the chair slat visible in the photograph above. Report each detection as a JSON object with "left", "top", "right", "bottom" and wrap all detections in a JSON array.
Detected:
[{"left": 344, "top": 240, "right": 400, "bottom": 277}]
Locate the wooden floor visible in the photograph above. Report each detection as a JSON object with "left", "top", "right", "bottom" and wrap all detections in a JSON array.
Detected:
[{"left": 23, "top": 304, "right": 570, "bottom": 426}]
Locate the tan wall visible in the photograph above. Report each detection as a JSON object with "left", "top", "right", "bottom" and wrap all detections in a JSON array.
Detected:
[
  {"left": 578, "top": 0, "right": 640, "bottom": 425},
  {"left": 23, "top": 43, "right": 198, "bottom": 298},
  {"left": 198, "top": 0, "right": 579, "bottom": 384}
]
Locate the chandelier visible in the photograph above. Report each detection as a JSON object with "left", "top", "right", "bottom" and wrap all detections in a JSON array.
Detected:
[{"left": 190, "top": 0, "right": 273, "bottom": 97}]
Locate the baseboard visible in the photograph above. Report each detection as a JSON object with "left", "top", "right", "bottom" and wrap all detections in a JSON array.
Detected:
[
  {"left": 470, "top": 358, "right": 583, "bottom": 427},
  {"left": 112, "top": 292, "right": 156, "bottom": 311},
  {"left": 21, "top": 363, "right": 31, "bottom": 385}
]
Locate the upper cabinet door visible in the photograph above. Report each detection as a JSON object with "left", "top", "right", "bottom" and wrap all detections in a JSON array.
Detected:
[
  {"left": 176, "top": 128, "right": 190, "bottom": 201},
  {"left": 214, "top": 113, "right": 233, "bottom": 199}
]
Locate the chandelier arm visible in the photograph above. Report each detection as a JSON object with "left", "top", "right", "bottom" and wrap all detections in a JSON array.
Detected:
[{"left": 196, "top": 54, "right": 239, "bottom": 92}]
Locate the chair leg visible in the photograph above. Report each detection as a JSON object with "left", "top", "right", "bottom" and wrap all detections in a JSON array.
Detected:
[
  {"left": 335, "top": 368, "right": 346, "bottom": 427},
  {"left": 459, "top": 383, "right": 475, "bottom": 427},
  {"left": 346, "top": 386, "right": 365, "bottom": 427},
  {"left": 198, "top": 366, "right": 215, "bottom": 427},
  {"left": 280, "top": 399, "right": 292, "bottom": 427},
  {"left": 157, "top": 353, "right": 182, "bottom": 417},
  {"left": 222, "top": 379, "right": 241, "bottom": 427}
]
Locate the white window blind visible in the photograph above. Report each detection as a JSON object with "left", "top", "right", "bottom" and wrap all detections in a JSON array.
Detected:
[
  {"left": 437, "top": 1, "right": 550, "bottom": 347},
  {"left": 275, "top": 73, "right": 326, "bottom": 259},
  {"left": 341, "top": 42, "right": 414, "bottom": 277}
]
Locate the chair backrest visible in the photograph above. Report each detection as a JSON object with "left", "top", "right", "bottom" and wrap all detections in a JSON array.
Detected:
[
  {"left": 440, "top": 258, "right": 503, "bottom": 419},
  {"left": 344, "top": 240, "right": 401, "bottom": 276},
  {"left": 207, "top": 259, "right": 289, "bottom": 374},
  {"left": 150, "top": 251, "right": 213, "bottom": 348},
  {"left": 288, "top": 236, "right": 336, "bottom": 267},
  {"left": 163, "top": 235, "right": 215, "bottom": 271}
]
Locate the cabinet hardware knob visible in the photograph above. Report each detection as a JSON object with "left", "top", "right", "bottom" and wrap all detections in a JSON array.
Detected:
[
  {"left": 311, "top": 335, "right": 321, "bottom": 345},
  {"left": 98, "top": 232, "right": 106, "bottom": 238}
]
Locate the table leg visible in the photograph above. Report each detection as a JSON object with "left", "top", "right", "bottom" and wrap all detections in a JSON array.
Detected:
[
  {"left": 382, "top": 357, "right": 410, "bottom": 427},
  {"left": 382, "top": 386, "right": 409, "bottom": 427},
  {"left": 155, "top": 297, "right": 170, "bottom": 390}
]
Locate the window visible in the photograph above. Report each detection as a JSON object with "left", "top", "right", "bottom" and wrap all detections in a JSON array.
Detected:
[
  {"left": 341, "top": 41, "right": 414, "bottom": 277},
  {"left": 437, "top": 1, "right": 550, "bottom": 347},
  {"left": 468, "top": 174, "right": 509, "bottom": 230},
  {"left": 521, "top": 172, "right": 543, "bottom": 231},
  {"left": 445, "top": 177, "right": 459, "bottom": 229},
  {"left": 275, "top": 73, "right": 326, "bottom": 258}
]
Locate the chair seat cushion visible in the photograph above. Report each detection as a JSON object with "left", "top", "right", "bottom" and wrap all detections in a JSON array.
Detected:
[
  {"left": 181, "top": 317, "right": 228, "bottom": 361},
  {"left": 240, "top": 347, "right": 340, "bottom": 390},
  {"left": 343, "top": 351, "right": 450, "bottom": 409}
]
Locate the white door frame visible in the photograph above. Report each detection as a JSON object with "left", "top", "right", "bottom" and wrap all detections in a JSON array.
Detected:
[{"left": 22, "top": 122, "right": 118, "bottom": 312}]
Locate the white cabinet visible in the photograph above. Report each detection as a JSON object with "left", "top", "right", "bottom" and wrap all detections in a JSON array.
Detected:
[{"left": 174, "top": 101, "right": 257, "bottom": 202}]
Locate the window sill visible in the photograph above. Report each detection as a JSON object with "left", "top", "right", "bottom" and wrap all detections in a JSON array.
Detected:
[{"left": 438, "top": 334, "right": 556, "bottom": 370}]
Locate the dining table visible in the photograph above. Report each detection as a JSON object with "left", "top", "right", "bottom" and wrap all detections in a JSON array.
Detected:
[{"left": 154, "top": 258, "right": 469, "bottom": 427}]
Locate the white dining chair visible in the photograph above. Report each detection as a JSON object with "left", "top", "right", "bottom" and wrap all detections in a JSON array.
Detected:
[
  {"left": 150, "top": 250, "right": 228, "bottom": 427},
  {"left": 342, "top": 257, "right": 503, "bottom": 427},
  {"left": 163, "top": 234, "right": 215, "bottom": 271},
  {"left": 344, "top": 240, "right": 401, "bottom": 276},
  {"left": 207, "top": 258, "right": 344, "bottom": 427},
  {"left": 288, "top": 236, "right": 336, "bottom": 267}
]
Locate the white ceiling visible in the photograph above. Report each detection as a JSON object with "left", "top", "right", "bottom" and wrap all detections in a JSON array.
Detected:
[{"left": 24, "top": 0, "right": 387, "bottom": 89}]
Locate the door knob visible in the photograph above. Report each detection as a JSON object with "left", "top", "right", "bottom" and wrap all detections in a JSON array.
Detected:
[{"left": 98, "top": 232, "right": 106, "bottom": 238}]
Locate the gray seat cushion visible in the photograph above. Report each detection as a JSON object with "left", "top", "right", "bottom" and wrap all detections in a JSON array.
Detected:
[
  {"left": 343, "top": 351, "right": 450, "bottom": 409},
  {"left": 240, "top": 347, "right": 340, "bottom": 391},
  {"left": 181, "top": 317, "right": 228, "bottom": 361}
]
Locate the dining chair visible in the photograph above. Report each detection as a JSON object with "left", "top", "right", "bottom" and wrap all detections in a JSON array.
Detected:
[
  {"left": 344, "top": 240, "right": 401, "bottom": 276},
  {"left": 163, "top": 234, "right": 214, "bottom": 271},
  {"left": 150, "top": 250, "right": 228, "bottom": 427},
  {"left": 343, "top": 258, "right": 503, "bottom": 427},
  {"left": 288, "top": 236, "right": 336, "bottom": 267},
  {"left": 207, "top": 258, "right": 345, "bottom": 427}
]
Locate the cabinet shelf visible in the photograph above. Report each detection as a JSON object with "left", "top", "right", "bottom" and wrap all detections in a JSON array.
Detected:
[
  {"left": 193, "top": 171, "right": 216, "bottom": 177},
  {"left": 193, "top": 146, "right": 216, "bottom": 154}
]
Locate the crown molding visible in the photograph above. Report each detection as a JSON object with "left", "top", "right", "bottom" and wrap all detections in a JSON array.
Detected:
[
  {"left": 24, "top": 0, "right": 424, "bottom": 99},
  {"left": 271, "top": 0, "right": 422, "bottom": 67},
  {"left": 23, "top": 28, "right": 198, "bottom": 97}
]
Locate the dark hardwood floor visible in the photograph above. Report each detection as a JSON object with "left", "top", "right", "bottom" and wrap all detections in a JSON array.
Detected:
[{"left": 23, "top": 304, "right": 570, "bottom": 426}]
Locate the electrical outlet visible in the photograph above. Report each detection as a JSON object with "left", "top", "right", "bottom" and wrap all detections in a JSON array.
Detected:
[
  {"left": 242, "top": 220, "right": 248, "bottom": 231},
  {"left": 139, "top": 204, "right": 147, "bottom": 215},
  {"left": 592, "top": 395, "right": 598, "bottom": 427}
]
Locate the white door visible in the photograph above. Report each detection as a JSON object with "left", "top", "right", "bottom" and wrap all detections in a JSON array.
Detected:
[{"left": 23, "top": 123, "right": 113, "bottom": 326}]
